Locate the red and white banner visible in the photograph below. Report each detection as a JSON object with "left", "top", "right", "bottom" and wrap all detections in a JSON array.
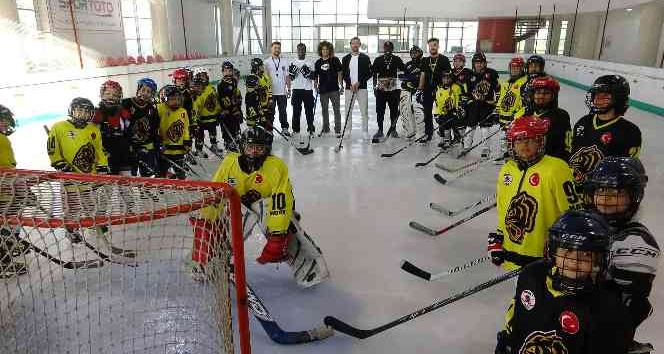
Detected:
[{"left": 50, "top": 0, "right": 123, "bottom": 32}]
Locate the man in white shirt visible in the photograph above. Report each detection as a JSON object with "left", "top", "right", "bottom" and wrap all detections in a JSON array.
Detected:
[
  {"left": 288, "top": 43, "right": 316, "bottom": 143},
  {"left": 341, "top": 37, "right": 372, "bottom": 139},
  {"left": 265, "top": 41, "right": 291, "bottom": 135}
]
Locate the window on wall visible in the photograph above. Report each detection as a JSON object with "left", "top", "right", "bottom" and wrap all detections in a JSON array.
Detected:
[
  {"left": 16, "top": 0, "right": 38, "bottom": 31},
  {"left": 428, "top": 20, "right": 478, "bottom": 53},
  {"left": 533, "top": 20, "right": 550, "bottom": 54},
  {"left": 557, "top": 20, "right": 568, "bottom": 55},
  {"left": 122, "top": 0, "right": 153, "bottom": 57}
]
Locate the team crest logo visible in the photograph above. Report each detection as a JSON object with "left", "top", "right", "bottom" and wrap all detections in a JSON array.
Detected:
[
  {"left": 503, "top": 173, "right": 513, "bottom": 186},
  {"left": 91, "top": 132, "right": 96, "bottom": 140},
  {"left": 72, "top": 142, "right": 96, "bottom": 173},
  {"left": 529, "top": 173, "right": 540, "bottom": 187},
  {"left": 501, "top": 91, "right": 517, "bottom": 112},
  {"left": 205, "top": 93, "right": 218, "bottom": 111},
  {"left": 600, "top": 132, "right": 613, "bottom": 145},
  {"left": 569, "top": 145, "right": 604, "bottom": 182},
  {"left": 519, "top": 330, "right": 569, "bottom": 354},
  {"left": 166, "top": 120, "right": 185, "bottom": 142},
  {"left": 255, "top": 174, "right": 263, "bottom": 184},
  {"left": 520, "top": 290, "right": 536, "bottom": 310},
  {"left": 559, "top": 311, "right": 580, "bottom": 335},
  {"left": 505, "top": 191, "right": 538, "bottom": 244},
  {"left": 131, "top": 118, "right": 150, "bottom": 143}
]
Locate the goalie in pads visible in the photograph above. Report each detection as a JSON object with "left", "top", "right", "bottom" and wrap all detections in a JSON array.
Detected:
[{"left": 190, "top": 126, "right": 329, "bottom": 287}]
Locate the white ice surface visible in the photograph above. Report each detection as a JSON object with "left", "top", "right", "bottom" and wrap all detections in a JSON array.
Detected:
[{"left": 7, "top": 81, "right": 663, "bottom": 353}]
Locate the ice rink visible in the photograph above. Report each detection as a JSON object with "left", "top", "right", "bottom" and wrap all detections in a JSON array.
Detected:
[{"left": 5, "top": 80, "right": 663, "bottom": 353}]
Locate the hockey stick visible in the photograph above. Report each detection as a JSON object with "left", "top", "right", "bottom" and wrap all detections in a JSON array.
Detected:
[
  {"left": 324, "top": 261, "right": 541, "bottom": 339},
  {"left": 435, "top": 157, "right": 488, "bottom": 173},
  {"left": 274, "top": 127, "right": 313, "bottom": 156},
  {"left": 187, "top": 152, "right": 210, "bottom": 174},
  {"left": 161, "top": 154, "right": 203, "bottom": 179},
  {"left": 413, "top": 124, "right": 470, "bottom": 167},
  {"left": 230, "top": 276, "right": 334, "bottom": 344},
  {"left": 400, "top": 256, "right": 490, "bottom": 281},
  {"left": 456, "top": 128, "right": 502, "bottom": 159},
  {"left": 204, "top": 144, "right": 224, "bottom": 159},
  {"left": 296, "top": 91, "right": 318, "bottom": 154},
  {"left": 380, "top": 133, "right": 427, "bottom": 158},
  {"left": 15, "top": 234, "right": 104, "bottom": 269},
  {"left": 409, "top": 202, "right": 497, "bottom": 236},
  {"left": 430, "top": 193, "right": 496, "bottom": 217},
  {"left": 335, "top": 90, "right": 356, "bottom": 152}
]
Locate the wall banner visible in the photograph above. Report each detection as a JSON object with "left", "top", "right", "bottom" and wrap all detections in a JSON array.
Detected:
[{"left": 50, "top": 0, "right": 123, "bottom": 32}]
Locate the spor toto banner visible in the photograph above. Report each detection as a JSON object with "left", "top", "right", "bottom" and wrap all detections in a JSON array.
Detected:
[{"left": 50, "top": 0, "right": 122, "bottom": 32}]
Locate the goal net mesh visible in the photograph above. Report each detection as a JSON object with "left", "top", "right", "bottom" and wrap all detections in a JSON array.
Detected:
[{"left": 0, "top": 169, "right": 251, "bottom": 354}]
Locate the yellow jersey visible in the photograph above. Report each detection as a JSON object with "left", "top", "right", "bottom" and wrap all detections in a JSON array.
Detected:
[
  {"left": 203, "top": 152, "right": 294, "bottom": 234},
  {"left": 496, "top": 75, "right": 528, "bottom": 125},
  {"left": 0, "top": 134, "right": 16, "bottom": 168},
  {"left": 157, "top": 103, "right": 190, "bottom": 155},
  {"left": 434, "top": 83, "right": 462, "bottom": 116},
  {"left": 193, "top": 84, "right": 221, "bottom": 124},
  {"left": 496, "top": 155, "right": 581, "bottom": 270},
  {"left": 47, "top": 120, "right": 108, "bottom": 173}
]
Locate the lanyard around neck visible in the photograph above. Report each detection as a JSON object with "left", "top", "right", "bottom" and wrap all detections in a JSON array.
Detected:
[{"left": 271, "top": 57, "right": 281, "bottom": 76}]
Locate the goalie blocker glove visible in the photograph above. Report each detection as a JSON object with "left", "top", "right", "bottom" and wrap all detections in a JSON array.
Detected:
[{"left": 288, "top": 63, "right": 299, "bottom": 80}]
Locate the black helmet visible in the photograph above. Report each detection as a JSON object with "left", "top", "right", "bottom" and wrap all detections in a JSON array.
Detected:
[
  {"left": 222, "top": 60, "right": 234, "bottom": 70},
  {"left": 583, "top": 157, "right": 647, "bottom": 226},
  {"left": 548, "top": 210, "right": 612, "bottom": 294},
  {"left": 527, "top": 55, "right": 546, "bottom": 68},
  {"left": 471, "top": 52, "right": 486, "bottom": 63},
  {"left": 250, "top": 58, "right": 264, "bottom": 74},
  {"left": 409, "top": 46, "right": 423, "bottom": 59},
  {"left": 240, "top": 126, "right": 273, "bottom": 171},
  {"left": 0, "top": 105, "right": 16, "bottom": 136},
  {"left": 585, "top": 75, "right": 630, "bottom": 115},
  {"left": 68, "top": 97, "right": 95, "bottom": 127},
  {"left": 161, "top": 85, "right": 182, "bottom": 108}
]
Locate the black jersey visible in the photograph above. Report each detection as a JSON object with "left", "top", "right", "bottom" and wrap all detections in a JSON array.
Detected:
[
  {"left": 505, "top": 262, "right": 633, "bottom": 354},
  {"left": 468, "top": 68, "right": 499, "bottom": 104},
  {"left": 217, "top": 76, "right": 243, "bottom": 118},
  {"left": 420, "top": 55, "right": 452, "bottom": 89},
  {"left": 569, "top": 114, "right": 641, "bottom": 182},
  {"left": 121, "top": 98, "right": 159, "bottom": 148},
  {"left": 526, "top": 107, "right": 572, "bottom": 161},
  {"left": 399, "top": 58, "right": 422, "bottom": 91},
  {"left": 452, "top": 67, "right": 473, "bottom": 96},
  {"left": 181, "top": 89, "right": 194, "bottom": 125}
]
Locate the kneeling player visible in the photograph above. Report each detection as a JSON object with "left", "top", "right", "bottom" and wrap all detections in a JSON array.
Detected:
[
  {"left": 496, "top": 210, "right": 634, "bottom": 353},
  {"left": 489, "top": 116, "right": 579, "bottom": 271},
  {"left": 190, "top": 127, "right": 329, "bottom": 287},
  {"left": 157, "top": 85, "right": 191, "bottom": 179},
  {"left": 434, "top": 70, "right": 462, "bottom": 148},
  {"left": 583, "top": 157, "right": 659, "bottom": 350}
]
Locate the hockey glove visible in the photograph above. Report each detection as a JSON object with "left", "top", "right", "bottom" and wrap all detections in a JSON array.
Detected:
[
  {"left": 256, "top": 233, "right": 293, "bottom": 264},
  {"left": 301, "top": 65, "right": 312, "bottom": 79},
  {"left": 288, "top": 63, "right": 298, "bottom": 80},
  {"left": 415, "top": 89, "right": 424, "bottom": 104},
  {"left": 487, "top": 232, "right": 505, "bottom": 266},
  {"left": 240, "top": 189, "right": 262, "bottom": 208}
]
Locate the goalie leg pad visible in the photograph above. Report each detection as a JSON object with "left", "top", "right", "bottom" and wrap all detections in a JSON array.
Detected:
[{"left": 287, "top": 216, "right": 330, "bottom": 288}]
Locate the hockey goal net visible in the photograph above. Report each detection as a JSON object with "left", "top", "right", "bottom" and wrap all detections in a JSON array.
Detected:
[{"left": 0, "top": 169, "right": 251, "bottom": 354}]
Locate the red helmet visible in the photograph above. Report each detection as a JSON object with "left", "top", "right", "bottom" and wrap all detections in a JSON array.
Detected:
[
  {"left": 531, "top": 76, "right": 560, "bottom": 95},
  {"left": 453, "top": 53, "right": 466, "bottom": 62},
  {"left": 171, "top": 68, "right": 189, "bottom": 83},
  {"left": 100, "top": 80, "right": 123, "bottom": 105},
  {"left": 507, "top": 116, "right": 549, "bottom": 141},
  {"left": 509, "top": 57, "right": 525, "bottom": 69}
]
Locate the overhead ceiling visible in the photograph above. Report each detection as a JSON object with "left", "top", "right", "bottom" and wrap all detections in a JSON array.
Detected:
[{"left": 368, "top": 0, "right": 658, "bottom": 19}]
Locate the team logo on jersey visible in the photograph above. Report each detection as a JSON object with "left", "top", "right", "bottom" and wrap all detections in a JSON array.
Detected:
[
  {"left": 131, "top": 117, "right": 150, "bottom": 143},
  {"left": 559, "top": 311, "right": 580, "bottom": 335},
  {"left": 205, "top": 93, "right": 218, "bottom": 111},
  {"left": 569, "top": 145, "right": 604, "bottom": 182},
  {"left": 600, "top": 132, "right": 613, "bottom": 145},
  {"left": 500, "top": 91, "right": 517, "bottom": 112},
  {"left": 518, "top": 330, "right": 569, "bottom": 354},
  {"left": 503, "top": 173, "right": 513, "bottom": 186},
  {"left": 505, "top": 191, "right": 538, "bottom": 244},
  {"left": 255, "top": 174, "right": 263, "bottom": 184},
  {"left": 166, "top": 120, "right": 185, "bottom": 142},
  {"left": 91, "top": 132, "right": 96, "bottom": 140},
  {"left": 520, "top": 289, "right": 536, "bottom": 310},
  {"left": 72, "top": 142, "right": 96, "bottom": 173},
  {"left": 529, "top": 173, "right": 540, "bottom": 187}
]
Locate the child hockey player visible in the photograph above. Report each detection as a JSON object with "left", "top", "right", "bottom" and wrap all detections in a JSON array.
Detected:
[
  {"left": 434, "top": 70, "right": 462, "bottom": 148},
  {"left": 245, "top": 74, "right": 268, "bottom": 129},
  {"left": 0, "top": 104, "right": 28, "bottom": 277},
  {"left": 217, "top": 61, "right": 243, "bottom": 151},
  {"left": 583, "top": 157, "right": 659, "bottom": 351},
  {"left": 191, "top": 69, "right": 222, "bottom": 156},
  {"left": 516, "top": 76, "right": 572, "bottom": 161},
  {"left": 464, "top": 52, "right": 499, "bottom": 158},
  {"left": 93, "top": 80, "right": 132, "bottom": 175},
  {"left": 488, "top": 116, "right": 580, "bottom": 271},
  {"left": 496, "top": 57, "right": 527, "bottom": 127},
  {"left": 496, "top": 210, "right": 634, "bottom": 354},
  {"left": 157, "top": 85, "right": 191, "bottom": 179},
  {"left": 397, "top": 45, "right": 424, "bottom": 140},
  {"left": 251, "top": 58, "right": 273, "bottom": 124},
  {"left": 521, "top": 55, "right": 547, "bottom": 108},
  {"left": 570, "top": 75, "right": 641, "bottom": 182},
  {"left": 451, "top": 53, "right": 473, "bottom": 95},
  {"left": 122, "top": 78, "right": 160, "bottom": 177},
  {"left": 189, "top": 126, "right": 329, "bottom": 287}
]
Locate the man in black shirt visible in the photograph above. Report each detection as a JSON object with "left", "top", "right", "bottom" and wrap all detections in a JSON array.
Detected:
[
  {"left": 314, "top": 41, "right": 344, "bottom": 137},
  {"left": 416, "top": 38, "right": 451, "bottom": 142},
  {"left": 570, "top": 75, "right": 641, "bottom": 182},
  {"left": 371, "top": 41, "right": 405, "bottom": 142}
]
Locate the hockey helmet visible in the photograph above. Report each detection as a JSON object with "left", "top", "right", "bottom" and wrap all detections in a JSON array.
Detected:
[
  {"left": 250, "top": 58, "right": 264, "bottom": 74},
  {"left": 136, "top": 78, "right": 157, "bottom": 102},
  {"left": 583, "top": 156, "right": 647, "bottom": 226},
  {"left": 171, "top": 68, "right": 189, "bottom": 88},
  {"left": 68, "top": 97, "right": 95, "bottom": 127},
  {"left": 506, "top": 115, "right": 549, "bottom": 167},
  {"left": 100, "top": 80, "right": 123, "bottom": 106},
  {"left": 222, "top": 60, "right": 234, "bottom": 70},
  {"left": 240, "top": 126, "right": 273, "bottom": 171},
  {"left": 245, "top": 74, "right": 259, "bottom": 90},
  {"left": 548, "top": 210, "right": 612, "bottom": 294},
  {"left": 530, "top": 76, "right": 560, "bottom": 109},
  {"left": 471, "top": 52, "right": 487, "bottom": 63},
  {"left": 508, "top": 57, "right": 525, "bottom": 78},
  {"left": 0, "top": 105, "right": 16, "bottom": 136},
  {"left": 453, "top": 53, "right": 466, "bottom": 62},
  {"left": 162, "top": 84, "right": 182, "bottom": 108},
  {"left": 194, "top": 68, "right": 210, "bottom": 85},
  {"left": 440, "top": 69, "right": 453, "bottom": 85},
  {"left": 527, "top": 55, "right": 546, "bottom": 76},
  {"left": 585, "top": 75, "right": 630, "bottom": 115}
]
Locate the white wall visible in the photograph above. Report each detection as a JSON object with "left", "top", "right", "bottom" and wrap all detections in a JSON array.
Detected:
[{"left": 165, "top": 0, "right": 219, "bottom": 58}]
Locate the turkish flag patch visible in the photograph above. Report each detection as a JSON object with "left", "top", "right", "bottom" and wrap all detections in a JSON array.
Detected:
[
  {"left": 529, "top": 173, "right": 540, "bottom": 187},
  {"left": 560, "top": 310, "right": 580, "bottom": 334},
  {"left": 600, "top": 132, "right": 613, "bottom": 145}
]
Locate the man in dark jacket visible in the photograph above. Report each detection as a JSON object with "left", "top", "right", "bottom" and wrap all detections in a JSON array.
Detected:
[
  {"left": 372, "top": 41, "right": 405, "bottom": 142},
  {"left": 416, "top": 38, "right": 451, "bottom": 142},
  {"left": 341, "top": 37, "right": 372, "bottom": 140}
]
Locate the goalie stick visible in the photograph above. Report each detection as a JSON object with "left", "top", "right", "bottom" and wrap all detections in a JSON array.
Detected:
[
  {"left": 409, "top": 202, "right": 497, "bottom": 236},
  {"left": 380, "top": 133, "right": 427, "bottom": 158},
  {"left": 400, "top": 256, "right": 490, "bottom": 281},
  {"left": 430, "top": 193, "right": 496, "bottom": 217},
  {"left": 274, "top": 126, "right": 314, "bottom": 156},
  {"left": 324, "top": 260, "right": 542, "bottom": 339}
]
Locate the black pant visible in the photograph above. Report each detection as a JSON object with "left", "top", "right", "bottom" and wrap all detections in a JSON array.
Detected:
[
  {"left": 291, "top": 89, "right": 315, "bottom": 133},
  {"left": 102, "top": 136, "right": 131, "bottom": 174},
  {"left": 465, "top": 100, "right": 495, "bottom": 127},
  {"left": 375, "top": 89, "right": 401, "bottom": 131},
  {"left": 270, "top": 95, "right": 289, "bottom": 130},
  {"left": 130, "top": 147, "right": 159, "bottom": 177},
  {"left": 220, "top": 116, "right": 241, "bottom": 149},
  {"left": 159, "top": 154, "right": 186, "bottom": 179},
  {"left": 195, "top": 118, "right": 219, "bottom": 150},
  {"left": 436, "top": 113, "right": 457, "bottom": 136},
  {"left": 422, "top": 88, "right": 435, "bottom": 135}
]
